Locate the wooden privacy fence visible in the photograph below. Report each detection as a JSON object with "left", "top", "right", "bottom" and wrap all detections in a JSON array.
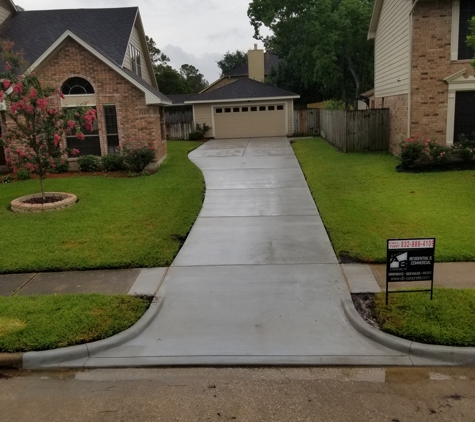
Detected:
[
  {"left": 319, "top": 109, "right": 389, "bottom": 152},
  {"left": 293, "top": 109, "right": 320, "bottom": 136},
  {"left": 166, "top": 122, "right": 194, "bottom": 140}
]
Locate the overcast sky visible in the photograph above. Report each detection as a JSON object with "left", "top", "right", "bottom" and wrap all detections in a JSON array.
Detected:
[{"left": 15, "top": 0, "right": 270, "bottom": 83}]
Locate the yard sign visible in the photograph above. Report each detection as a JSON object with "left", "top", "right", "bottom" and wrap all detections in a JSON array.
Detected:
[{"left": 386, "top": 238, "right": 436, "bottom": 305}]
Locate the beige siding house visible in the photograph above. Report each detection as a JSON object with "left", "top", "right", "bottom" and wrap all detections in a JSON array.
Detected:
[{"left": 369, "top": 0, "right": 475, "bottom": 151}]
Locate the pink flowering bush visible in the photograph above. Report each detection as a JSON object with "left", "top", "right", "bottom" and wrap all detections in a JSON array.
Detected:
[
  {"left": 398, "top": 135, "right": 431, "bottom": 168},
  {"left": 0, "top": 40, "right": 97, "bottom": 200}
]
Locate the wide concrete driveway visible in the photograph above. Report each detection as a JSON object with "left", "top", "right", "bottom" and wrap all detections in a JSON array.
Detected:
[{"left": 84, "top": 137, "right": 414, "bottom": 366}]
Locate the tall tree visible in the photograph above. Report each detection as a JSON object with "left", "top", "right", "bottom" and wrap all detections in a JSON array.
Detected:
[
  {"left": 217, "top": 50, "right": 247, "bottom": 76},
  {"left": 145, "top": 36, "right": 170, "bottom": 68},
  {"left": 468, "top": 16, "right": 475, "bottom": 69},
  {"left": 179, "top": 64, "right": 209, "bottom": 93},
  {"left": 248, "top": 0, "right": 374, "bottom": 107}
]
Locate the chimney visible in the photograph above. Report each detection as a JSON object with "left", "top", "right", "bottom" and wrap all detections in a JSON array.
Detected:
[{"left": 248, "top": 44, "right": 265, "bottom": 83}]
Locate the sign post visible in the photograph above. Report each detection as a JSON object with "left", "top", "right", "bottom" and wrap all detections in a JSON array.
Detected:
[{"left": 386, "top": 238, "right": 435, "bottom": 305}]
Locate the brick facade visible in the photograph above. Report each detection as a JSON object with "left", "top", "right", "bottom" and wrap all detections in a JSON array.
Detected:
[
  {"left": 411, "top": 0, "right": 474, "bottom": 143},
  {"left": 374, "top": 94, "right": 409, "bottom": 151},
  {"left": 3, "top": 38, "right": 167, "bottom": 169}
]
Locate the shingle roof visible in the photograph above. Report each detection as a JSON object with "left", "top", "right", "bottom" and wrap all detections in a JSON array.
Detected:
[
  {"left": 184, "top": 78, "right": 298, "bottom": 103},
  {"left": 226, "top": 52, "right": 280, "bottom": 76},
  {"left": 166, "top": 94, "right": 197, "bottom": 105},
  {"left": 0, "top": 8, "right": 137, "bottom": 66}
]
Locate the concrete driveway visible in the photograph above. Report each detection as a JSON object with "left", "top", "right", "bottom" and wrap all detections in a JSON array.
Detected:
[{"left": 79, "top": 137, "right": 416, "bottom": 366}]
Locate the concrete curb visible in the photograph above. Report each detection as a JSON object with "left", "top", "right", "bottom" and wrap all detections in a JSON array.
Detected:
[
  {"left": 0, "top": 353, "right": 23, "bottom": 369},
  {"left": 22, "top": 296, "right": 163, "bottom": 369},
  {"left": 342, "top": 297, "right": 475, "bottom": 365}
]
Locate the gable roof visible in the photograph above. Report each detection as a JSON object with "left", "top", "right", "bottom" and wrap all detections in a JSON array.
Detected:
[
  {"left": 184, "top": 78, "right": 299, "bottom": 104},
  {"left": 0, "top": 8, "right": 137, "bottom": 66},
  {"left": 226, "top": 52, "right": 280, "bottom": 76},
  {"left": 0, "top": 8, "right": 171, "bottom": 105}
]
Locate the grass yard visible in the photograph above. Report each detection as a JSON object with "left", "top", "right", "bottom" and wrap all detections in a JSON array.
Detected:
[
  {"left": 373, "top": 288, "right": 475, "bottom": 347},
  {"left": 0, "top": 141, "right": 204, "bottom": 273},
  {"left": 0, "top": 294, "right": 150, "bottom": 352},
  {"left": 292, "top": 138, "right": 475, "bottom": 262}
]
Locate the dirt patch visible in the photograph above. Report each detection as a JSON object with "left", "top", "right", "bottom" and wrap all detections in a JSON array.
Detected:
[
  {"left": 22, "top": 196, "right": 65, "bottom": 205},
  {"left": 351, "top": 293, "right": 381, "bottom": 329}
]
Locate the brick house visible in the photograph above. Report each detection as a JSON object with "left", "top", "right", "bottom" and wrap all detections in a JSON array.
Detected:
[
  {"left": 0, "top": 1, "right": 171, "bottom": 172},
  {"left": 368, "top": 0, "right": 475, "bottom": 152}
]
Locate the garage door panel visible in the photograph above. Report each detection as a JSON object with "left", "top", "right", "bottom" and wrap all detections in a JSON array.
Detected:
[{"left": 214, "top": 106, "right": 286, "bottom": 138}]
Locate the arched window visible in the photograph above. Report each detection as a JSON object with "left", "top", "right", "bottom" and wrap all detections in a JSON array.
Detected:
[{"left": 61, "top": 77, "right": 94, "bottom": 95}]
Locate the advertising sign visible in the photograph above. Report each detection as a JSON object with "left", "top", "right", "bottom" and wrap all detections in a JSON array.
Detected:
[{"left": 386, "top": 238, "right": 435, "bottom": 304}]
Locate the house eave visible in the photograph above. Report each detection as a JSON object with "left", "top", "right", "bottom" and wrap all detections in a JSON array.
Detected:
[
  {"left": 368, "top": 0, "right": 384, "bottom": 40},
  {"left": 185, "top": 95, "right": 300, "bottom": 105}
]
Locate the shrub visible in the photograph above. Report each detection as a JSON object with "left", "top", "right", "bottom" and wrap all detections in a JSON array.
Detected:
[
  {"left": 428, "top": 141, "right": 451, "bottom": 165},
  {"left": 399, "top": 135, "right": 430, "bottom": 168},
  {"left": 189, "top": 123, "right": 211, "bottom": 140},
  {"left": 78, "top": 155, "right": 101, "bottom": 172},
  {"left": 121, "top": 142, "right": 156, "bottom": 173},
  {"left": 101, "top": 154, "right": 126, "bottom": 171},
  {"left": 323, "top": 100, "right": 347, "bottom": 110},
  {"left": 454, "top": 134, "right": 475, "bottom": 162},
  {"left": 16, "top": 168, "right": 31, "bottom": 181},
  {"left": 54, "top": 158, "right": 69, "bottom": 173}
]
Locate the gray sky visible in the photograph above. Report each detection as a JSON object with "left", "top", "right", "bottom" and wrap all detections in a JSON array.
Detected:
[{"left": 15, "top": 0, "right": 269, "bottom": 83}]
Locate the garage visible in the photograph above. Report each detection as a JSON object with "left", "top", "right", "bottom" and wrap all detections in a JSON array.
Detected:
[
  {"left": 214, "top": 104, "right": 286, "bottom": 138},
  {"left": 185, "top": 78, "right": 299, "bottom": 139}
]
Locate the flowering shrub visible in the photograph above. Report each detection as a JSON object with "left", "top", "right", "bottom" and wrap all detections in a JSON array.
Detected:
[
  {"left": 428, "top": 141, "right": 451, "bottom": 165},
  {"left": 120, "top": 141, "right": 156, "bottom": 173},
  {"left": 0, "top": 40, "right": 97, "bottom": 200},
  {"left": 399, "top": 135, "right": 431, "bottom": 168}
]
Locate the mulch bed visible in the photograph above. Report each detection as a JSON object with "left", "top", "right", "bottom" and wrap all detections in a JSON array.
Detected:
[
  {"left": 22, "top": 196, "right": 65, "bottom": 205},
  {"left": 351, "top": 293, "right": 381, "bottom": 329}
]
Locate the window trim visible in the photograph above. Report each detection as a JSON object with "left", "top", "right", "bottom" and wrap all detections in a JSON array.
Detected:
[
  {"left": 451, "top": 0, "right": 475, "bottom": 61},
  {"left": 130, "top": 44, "right": 142, "bottom": 78}
]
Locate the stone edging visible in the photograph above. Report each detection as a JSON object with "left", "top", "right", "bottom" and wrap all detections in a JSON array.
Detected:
[
  {"left": 7, "top": 296, "right": 164, "bottom": 369},
  {"left": 11, "top": 192, "right": 77, "bottom": 213},
  {"left": 341, "top": 297, "right": 475, "bottom": 365}
]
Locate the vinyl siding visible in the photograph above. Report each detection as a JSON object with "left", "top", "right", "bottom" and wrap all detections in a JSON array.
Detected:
[
  {"left": 124, "top": 25, "right": 152, "bottom": 85},
  {"left": 374, "top": 0, "right": 412, "bottom": 97},
  {"left": 0, "top": 0, "right": 12, "bottom": 25}
]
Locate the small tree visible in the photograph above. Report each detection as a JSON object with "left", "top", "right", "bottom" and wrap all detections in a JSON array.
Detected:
[
  {"left": 0, "top": 40, "right": 97, "bottom": 201},
  {"left": 468, "top": 16, "right": 475, "bottom": 69}
]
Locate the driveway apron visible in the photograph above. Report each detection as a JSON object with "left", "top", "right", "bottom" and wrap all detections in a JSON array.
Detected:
[{"left": 86, "top": 137, "right": 413, "bottom": 366}]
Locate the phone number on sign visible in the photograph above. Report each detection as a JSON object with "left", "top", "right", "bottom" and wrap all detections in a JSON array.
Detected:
[{"left": 388, "top": 239, "right": 434, "bottom": 249}]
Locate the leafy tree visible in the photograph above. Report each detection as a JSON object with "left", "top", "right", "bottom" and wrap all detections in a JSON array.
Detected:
[
  {"left": 0, "top": 40, "right": 96, "bottom": 201},
  {"left": 145, "top": 36, "right": 170, "bottom": 68},
  {"left": 155, "top": 65, "right": 189, "bottom": 95},
  {"left": 180, "top": 64, "right": 208, "bottom": 93},
  {"left": 217, "top": 50, "right": 247, "bottom": 76},
  {"left": 468, "top": 16, "right": 475, "bottom": 68},
  {"left": 248, "top": 0, "right": 374, "bottom": 107}
]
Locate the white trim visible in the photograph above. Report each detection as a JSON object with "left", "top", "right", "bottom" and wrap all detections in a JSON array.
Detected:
[
  {"left": 444, "top": 68, "right": 475, "bottom": 145},
  {"left": 285, "top": 101, "right": 289, "bottom": 135},
  {"left": 26, "top": 30, "right": 171, "bottom": 106},
  {"left": 368, "top": 0, "right": 384, "bottom": 40},
  {"left": 451, "top": 1, "right": 461, "bottom": 61},
  {"left": 210, "top": 105, "right": 216, "bottom": 138},
  {"left": 185, "top": 95, "right": 299, "bottom": 105}
]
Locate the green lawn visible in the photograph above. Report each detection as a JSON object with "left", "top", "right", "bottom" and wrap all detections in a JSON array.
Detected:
[
  {"left": 0, "top": 294, "right": 150, "bottom": 352},
  {"left": 0, "top": 141, "right": 204, "bottom": 273},
  {"left": 374, "top": 288, "right": 475, "bottom": 347},
  {"left": 292, "top": 138, "right": 475, "bottom": 262}
]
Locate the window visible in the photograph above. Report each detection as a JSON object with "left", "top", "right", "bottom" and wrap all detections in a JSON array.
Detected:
[
  {"left": 216, "top": 108, "right": 223, "bottom": 113},
  {"left": 130, "top": 44, "right": 142, "bottom": 77},
  {"left": 251, "top": 106, "right": 257, "bottom": 111},
  {"left": 224, "top": 108, "right": 231, "bottom": 113},
  {"left": 67, "top": 107, "right": 100, "bottom": 156},
  {"left": 277, "top": 105, "right": 284, "bottom": 110},
  {"left": 454, "top": 91, "right": 475, "bottom": 141},
  {"left": 61, "top": 77, "right": 94, "bottom": 95},
  {"left": 104, "top": 106, "right": 119, "bottom": 154},
  {"left": 233, "top": 107, "right": 240, "bottom": 112},
  {"left": 259, "top": 106, "right": 266, "bottom": 111},
  {"left": 268, "top": 105, "right": 275, "bottom": 111},
  {"left": 242, "top": 107, "right": 249, "bottom": 112},
  {"left": 458, "top": 0, "right": 475, "bottom": 59}
]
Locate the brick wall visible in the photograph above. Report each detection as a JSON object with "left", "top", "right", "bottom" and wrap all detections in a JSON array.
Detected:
[
  {"left": 5, "top": 38, "right": 166, "bottom": 167},
  {"left": 411, "top": 0, "right": 475, "bottom": 144},
  {"left": 375, "top": 94, "right": 408, "bottom": 152}
]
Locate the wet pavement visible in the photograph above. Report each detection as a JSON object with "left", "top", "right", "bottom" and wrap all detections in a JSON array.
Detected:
[{"left": 1, "top": 367, "right": 474, "bottom": 421}]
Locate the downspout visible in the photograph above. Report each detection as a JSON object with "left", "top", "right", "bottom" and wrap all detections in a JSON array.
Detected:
[{"left": 407, "top": 0, "right": 420, "bottom": 137}]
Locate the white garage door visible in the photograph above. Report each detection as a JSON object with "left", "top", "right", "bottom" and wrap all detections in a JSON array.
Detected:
[{"left": 214, "top": 104, "right": 286, "bottom": 138}]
